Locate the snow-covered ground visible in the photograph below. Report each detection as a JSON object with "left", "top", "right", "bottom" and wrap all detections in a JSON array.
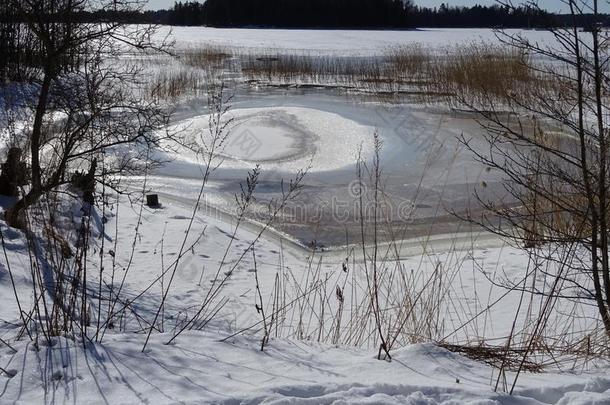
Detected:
[
  {"left": 4, "top": 333, "right": 610, "bottom": 404},
  {"left": 0, "top": 192, "right": 608, "bottom": 404}
]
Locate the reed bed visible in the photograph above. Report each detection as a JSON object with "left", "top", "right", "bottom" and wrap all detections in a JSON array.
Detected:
[
  {"left": 138, "top": 42, "right": 537, "bottom": 104},
  {"left": 431, "top": 43, "right": 533, "bottom": 105},
  {"left": 148, "top": 68, "right": 205, "bottom": 100},
  {"left": 180, "top": 46, "right": 232, "bottom": 69},
  {"left": 237, "top": 43, "right": 534, "bottom": 101}
]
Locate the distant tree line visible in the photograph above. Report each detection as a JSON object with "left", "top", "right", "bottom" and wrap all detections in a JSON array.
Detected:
[
  {"left": 155, "top": 2, "right": 609, "bottom": 29},
  {"left": 1, "top": 0, "right": 609, "bottom": 34},
  {"left": 164, "top": 2, "right": 560, "bottom": 29},
  {"left": 410, "top": 3, "right": 549, "bottom": 28},
  {"left": 181, "top": 1, "right": 553, "bottom": 28},
  {"left": 168, "top": 0, "right": 411, "bottom": 28}
]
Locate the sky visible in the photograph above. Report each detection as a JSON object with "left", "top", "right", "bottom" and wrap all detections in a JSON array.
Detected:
[{"left": 143, "top": 0, "right": 610, "bottom": 13}]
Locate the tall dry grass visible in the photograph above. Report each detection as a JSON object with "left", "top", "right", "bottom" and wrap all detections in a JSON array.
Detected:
[
  {"left": 240, "top": 53, "right": 384, "bottom": 88},
  {"left": 384, "top": 44, "right": 432, "bottom": 81},
  {"left": 148, "top": 69, "right": 204, "bottom": 100},
  {"left": 143, "top": 46, "right": 233, "bottom": 101},
  {"left": 180, "top": 46, "right": 232, "bottom": 69},
  {"left": 432, "top": 43, "right": 533, "bottom": 104},
  {"left": 238, "top": 43, "right": 536, "bottom": 102}
]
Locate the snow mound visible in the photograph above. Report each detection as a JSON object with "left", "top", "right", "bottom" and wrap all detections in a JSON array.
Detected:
[{"left": 1, "top": 332, "right": 608, "bottom": 404}]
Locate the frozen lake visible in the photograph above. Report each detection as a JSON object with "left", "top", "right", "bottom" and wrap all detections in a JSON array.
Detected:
[
  {"left": 148, "top": 87, "right": 503, "bottom": 247},
  {"left": 135, "top": 27, "right": 553, "bottom": 246},
  {"left": 157, "top": 26, "right": 562, "bottom": 56}
]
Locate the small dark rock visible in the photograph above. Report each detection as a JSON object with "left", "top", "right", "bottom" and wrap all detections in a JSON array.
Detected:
[{"left": 146, "top": 194, "right": 159, "bottom": 207}]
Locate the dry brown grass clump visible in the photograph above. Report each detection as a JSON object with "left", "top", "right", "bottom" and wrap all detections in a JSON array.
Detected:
[
  {"left": 440, "top": 343, "right": 544, "bottom": 372},
  {"left": 385, "top": 44, "right": 432, "bottom": 81},
  {"left": 148, "top": 68, "right": 203, "bottom": 100},
  {"left": 433, "top": 43, "right": 533, "bottom": 103},
  {"left": 241, "top": 53, "right": 383, "bottom": 87},
  {"left": 181, "top": 46, "right": 232, "bottom": 69}
]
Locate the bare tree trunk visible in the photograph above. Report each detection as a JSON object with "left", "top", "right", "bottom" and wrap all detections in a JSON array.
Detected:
[
  {"left": 568, "top": 0, "right": 610, "bottom": 337},
  {"left": 30, "top": 69, "right": 52, "bottom": 192},
  {"left": 5, "top": 189, "right": 43, "bottom": 229},
  {"left": 5, "top": 67, "right": 53, "bottom": 228}
]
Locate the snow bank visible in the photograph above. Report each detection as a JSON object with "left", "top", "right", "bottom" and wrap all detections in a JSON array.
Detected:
[{"left": 1, "top": 332, "right": 608, "bottom": 404}]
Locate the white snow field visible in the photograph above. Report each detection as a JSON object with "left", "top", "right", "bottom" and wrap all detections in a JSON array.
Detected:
[{"left": 159, "top": 27, "right": 562, "bottom": 56}]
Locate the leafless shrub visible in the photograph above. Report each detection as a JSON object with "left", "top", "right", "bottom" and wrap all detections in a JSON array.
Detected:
[
  {"left": 220, "top": 135, "right": 477, "bottom": 359},
  {"left": 454, "top": 0, "right": 610, "bottom": 392},
  {"left": 2, "top": 0, "right": 173, "bottom": 230}
]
